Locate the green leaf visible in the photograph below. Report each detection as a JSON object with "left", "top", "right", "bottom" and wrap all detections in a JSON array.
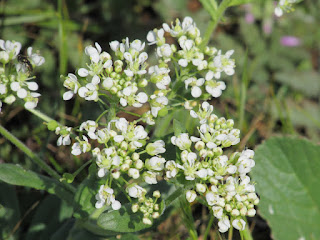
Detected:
[
  {"left": 173, "top": 119, "right": 186, "bottom": 136},
  {"left": 97, "top": 203, "right": 151, "bottom": 233},
  {"left": 73, "top": 172, "right": 100, "bottom": 219},
  {"left": 251, "top": 137, "right": 320, "bottom": 240},
  {"left": 26, "top": 195, "right": 73, "bottom": 240},
  {"left": 274, "top": 71, "right": 320, "bottom": 97},
  {"left": 0, "top": 164, "right": 73, "bottom": 204},
  {"left": 0, "top": 182, "right": 20, "bottom": 240}
]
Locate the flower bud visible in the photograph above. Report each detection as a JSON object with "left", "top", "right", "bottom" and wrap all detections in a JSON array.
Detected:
[
  {"left": 153, "top": 190, "right": 161, "bottom": 198},
  {"left": 132, "top": 152, "right": 140, "bottom": 161},
  {"left": 154, "top": 204, "right": 159, "bottom": 211},
  {"left": 231, "top": 209, "right": 240, "bottom": 217},
  {"left": 143, "top": 217, "right": 152, "bottom": 225},
  {"left": 135, "top": 159, "right": 144, "bottom": 169},
  {"left": 120, "top": 163, "right": 129, "bottom": 171},
  {"left": 196, "top": 183, "right": 206, "bottom": 193},
  {"left": 186, "top": 190, "right": 197, "bottom": 203},
  {"left": 152, "top": 212, "right": 160, "bottom": 219},
  {"left": 138, "top": 78, "right": 148, "bottom": 88},
  {"left": 240, "top": 206, "right": 247, "bottom": 216},
  {"left": 247, "top": 208, "right": 256, "bottom": 217},
  {"left": 112, "top": 171, "right": 120, "bottom": 179},
  {"left": 195, "top": 141, "right": 205, "bottom": 150},
  {"left": 225, "top": 204, "right": 232, "bottom": 212},
  {"left": 209, "top": 177, "right": 218, "bottom": 185},
  {"left": 132, "top": 203, "right": 139, "bottom": 213}
]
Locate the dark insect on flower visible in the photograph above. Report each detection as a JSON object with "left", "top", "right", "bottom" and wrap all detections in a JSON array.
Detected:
[{"left": 17, "top": 54, "right": 33, "bottom": 74}]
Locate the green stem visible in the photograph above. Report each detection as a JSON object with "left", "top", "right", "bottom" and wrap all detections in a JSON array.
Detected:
[
  {"left": 203, "top": 213, "right": 214, "bottom": 240},
  {"left": 200, "top": 0, "right": 232, "bottom": 50},
  {"left": 28, "top": 108, "right": 54, "bottom": 123},
  {"left": 0, "top": 125, "right": 75, "bottom": 193},
  {"left": 72, "top": 160, "right": 92, "bottom": 178},
  {"left": 242, "top": 219, "right": 253, "bottom": 240},
  {"left": 96, "top": 109, "right": 109, "bottom": 123},
  {"left": 228, "top": 224, "right": 233, "bottom": 240},
  {"left": 180, "top": 198, "right": 198, "bottom": 240}
]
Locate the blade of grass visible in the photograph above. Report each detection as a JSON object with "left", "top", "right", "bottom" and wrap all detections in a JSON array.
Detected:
[{"left": 239, "top": 50, "right": 249, "bottom": 131}]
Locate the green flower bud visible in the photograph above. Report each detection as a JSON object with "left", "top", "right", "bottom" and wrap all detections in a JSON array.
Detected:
[{"left": 153, "top": 190, "right": 161, "bottom": 198}]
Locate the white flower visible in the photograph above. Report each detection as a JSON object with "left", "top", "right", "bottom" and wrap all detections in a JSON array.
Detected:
[
  {"left": 0, "top": 39, "right": 21, "bottom": 58},
  {"left": 71, "top": 136, "right": 90, "bottom": 155},
  {"left": 27, "top": 47, "right": 45, "bottom": 66},
  {"left": 171, "top": 133, "right": 191, "bottom": 150},
  {"left": 63, "top": 73, "right": 80, "bottom": 100},
  {"left": 165, "top": 160, "right": 180, "bottom": 178},
  {"left": 146, "top": 140, "right": 166, "bottom": 156},
  {"left": 146, "top": 156, "right": 166, "bottom": 171},
  {"left": 95, "top": 185, "right": 121, "bottom": 210},
  {"left": 128, "top": 168, "right": 140, "bottom": 179},
  {"left": 78, "top": 83, "right": 98, "bottom": 101},
  {"left": 212, "top": 206, "right": 223, "bottom": 219},
  {"left": 114, "top": 118, "right": 128, "bottom": 132},
  {"left": 56, "top": 126, "right": 72, "bottom": 146},
  {"left": 186, "top": 190, "right": 197, "bottom": 203},
  {"left": 218, "top": 216, "right": 230, "bottom": 233},
  {"left": 143, "top": 171, "right": 158, "bottom": 184},
  {"left": 127, "top": 184, "right": 146, "bottom": 198},
  {"left": 232, "top": 219, "right": 246, "bottom": 231},
  {"left": 85, "top": 42, "right": 102, "bottom": 64},
  {"left": 185, "top": 77, "right": 205, "bottom": 98},
  {"left": 205, "top": 80, "right": 226, "bottom": 98},
  {"left": 80, "top": 120, "right": 98, "bottom": 139},
  {"left": 147, "top": 28, "right": 165, "bottom": 45}
]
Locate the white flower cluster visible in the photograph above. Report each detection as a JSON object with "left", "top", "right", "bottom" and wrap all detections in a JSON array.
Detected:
[
  {"left": 167, "top": 102, "right": 258, "bottom": 233},
  {"left": 275, "top": 0, "right": 299, "bottom": 17},
  {"left": 147, "top": 17, "right": 235, "bottom": 99},
  {"left": 57, "top": 117, "right": 167, "bottom": 221},
  {"left": 55, "top": 16, "right": 258, "bottom": 233},
  {"left": 0, "top": 40, "right": 44, "bottom": 111}
]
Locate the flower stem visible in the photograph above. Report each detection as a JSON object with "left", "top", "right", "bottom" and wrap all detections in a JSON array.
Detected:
[
  {"left": 228, "top": 224, "right": 233, "bottom": 240},
  {"left": 28, "top": 108, "right": 54, "bottom": 123},
  {"left": 0, "top": 124, "right": 75, "bottom": 193},
  {"left": 203, "top": 213, "right": 214, "bottom": 240},
  {"left": 200, "top": 0, "right": 232, "bottom": 50},
  {"left": 242, "top": 219, "right": 253, "bottom": 240}
]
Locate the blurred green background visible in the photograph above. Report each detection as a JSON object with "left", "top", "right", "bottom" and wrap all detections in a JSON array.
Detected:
[{"left": 0, "top": 0, "right": 319, "bottom": 239}]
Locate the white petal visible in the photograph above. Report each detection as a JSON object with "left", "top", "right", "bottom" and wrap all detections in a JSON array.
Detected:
[
  {"left": 191, "top": 86, "right": 202, "bottom": 98},
  {"left": 17, "top": 88, "right": 27, "bottom": 98},
  {"left": 78, "top": 68, "right": 89, "bottom": 77},
  {"left": 63, "top": 91, "right": 74, "bottom": 100}
]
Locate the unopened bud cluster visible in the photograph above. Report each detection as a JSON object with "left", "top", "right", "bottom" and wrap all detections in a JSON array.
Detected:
[{"left": 0, "top": 39, "right": 44, "bottom": 111}]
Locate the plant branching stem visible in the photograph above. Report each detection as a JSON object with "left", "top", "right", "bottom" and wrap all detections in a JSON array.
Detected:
[{"left": 201, "top": 0, "right": 232, "bottom": 50}]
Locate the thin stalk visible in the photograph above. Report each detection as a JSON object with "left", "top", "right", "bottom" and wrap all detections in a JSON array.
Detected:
[
  {"left": 239, "top": 51, "right": 249, "bottom": 131},
  {"left": 0, "top": 125, "right": 75, "bottom": 193},
  {"left": 180, "top": 198, "right": 198, "bottom": 240},
  {"left": 228, "top": 224, "right": 233, "bottom": 240},
  {"left": 203, "top": 214, "right": 214, "bottom": 240},
  {"left": 58, "top": 0, "right": 68, "bottom": 125},
  {"left": 242, "top": 218, "right": 253, "bottom": 240},
  {"left": 200, "top": 0, "right": 232, "bottom": 50},
  {"left": 28, "top": 108, "right": 54, "bottom": 123},
  {"left": 72, "top": 160, "right": 92, "bottom": 178}
]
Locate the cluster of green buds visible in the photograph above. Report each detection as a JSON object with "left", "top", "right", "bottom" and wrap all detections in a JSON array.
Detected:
[{"left": 0, "top": 39, "right": 44, "bottom": 111}]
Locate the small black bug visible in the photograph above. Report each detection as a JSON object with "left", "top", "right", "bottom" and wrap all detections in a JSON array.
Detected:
[{"left": 17, "top": 54, "right": 33, "bottom": 74}]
